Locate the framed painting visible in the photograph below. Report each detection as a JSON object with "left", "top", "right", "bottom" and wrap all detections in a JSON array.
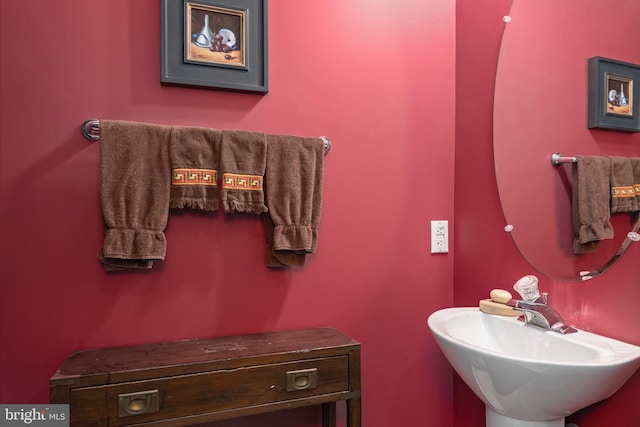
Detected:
[
  {"left": 588, "top": 57, "right": 640, "bottom": 132},
  {"left": 161, "top": 0, "right": 268, "bottom": 93}
]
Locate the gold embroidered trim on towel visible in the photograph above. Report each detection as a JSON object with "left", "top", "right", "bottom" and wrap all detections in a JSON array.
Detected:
[
  {"left": 222, "top": 173, "right": 263, "bottom": 191},
  {"left": 612, "top": 185, "right": 636, "bottom": 198},
  {"left": 635, "top": 184, "right": 640, "bottom": 195},
  {"left": 172, "top": 168, "right": 218, "bottom": 186}
]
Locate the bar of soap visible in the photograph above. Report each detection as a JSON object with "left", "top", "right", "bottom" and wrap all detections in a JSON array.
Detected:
[{"left": 490, "top": 289, "right": 512, "bottom": 304}]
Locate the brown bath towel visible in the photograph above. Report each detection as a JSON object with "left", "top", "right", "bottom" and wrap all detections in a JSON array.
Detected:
[
  {"left": 572, "top": 156, "right": 614, "bottom": 254},
  {"left": 610, "top": 156, "right": 639, "bottom": 214},
  {"left": 99, "top": 120, "right": 172, "bottom": 269},
  {"left": 263, "top": 134, "right": 324, "bottom": 267},
  {"left": 98, "top": 251, "right": 154, "bottom": 271},
  {"left": 169, "top": 126, "right": 222, "bottom": 211},
  {"left": 219, "top": 130, "right": 268, "bottom": 214},
  {"left": 263, "top": 215, "right": 306, "bottom": 267}
]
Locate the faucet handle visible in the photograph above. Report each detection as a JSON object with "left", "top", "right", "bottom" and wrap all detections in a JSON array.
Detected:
[{"left": 513, "top": 275, "right": 540, "bottom": 301}]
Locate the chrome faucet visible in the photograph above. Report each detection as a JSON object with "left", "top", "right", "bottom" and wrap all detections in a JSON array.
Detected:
[
  {"left": 509, "top": 275, "right": 577, "bottom": 334},
  {"left": 512, "top": 294, "right": 577, "bottom": 334}
]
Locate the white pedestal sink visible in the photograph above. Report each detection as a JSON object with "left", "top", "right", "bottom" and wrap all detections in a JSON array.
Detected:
[{"left": 428, "top": 307, "right": 640, "bottom": 427}]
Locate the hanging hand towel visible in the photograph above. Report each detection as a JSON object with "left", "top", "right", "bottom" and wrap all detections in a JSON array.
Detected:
[
  {"left": 610, "top": 156, "right": 639, "bottom": 214},
  {"left": 572, "top": 156, "right": 614, "bottom": 254},
  {"left": 263, "top": 134, "right": 324, "bottom": 267},
  {"left": 99, "top": 120, "right": 172, "bottom": 270},
  {"left": 263, "top": 214, "right": 306, "bottom": 267},
  {"left": 169, "top": 126, "right": 221, "bottom": 211},
  {"left": 219, "top": 130, "right": 268, "bottom": 214}
]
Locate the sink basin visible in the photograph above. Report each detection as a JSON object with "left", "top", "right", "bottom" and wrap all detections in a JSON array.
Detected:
[{"left": 428, "top": 307, "right": 640, "bottom": 427}]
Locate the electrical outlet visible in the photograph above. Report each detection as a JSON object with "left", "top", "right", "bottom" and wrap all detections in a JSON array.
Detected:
[{"left": 430, "top": 220, "right": 449, "bottom": 253}]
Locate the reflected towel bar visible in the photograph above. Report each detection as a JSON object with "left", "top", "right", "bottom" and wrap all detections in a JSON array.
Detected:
[
  {"left": 550, "top": 152, "right": 577, "bottom": 166},
  {"left": 81, "top": 119, "right": 332, "bottom": 155}
]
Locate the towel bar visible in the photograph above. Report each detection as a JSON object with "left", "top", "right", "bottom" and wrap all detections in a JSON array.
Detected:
[
  {"left": 81, "top": 119, "right": 331, "bottom": 155},
  {"left": 550, "top": 153, "right": 577, "bottom": 166}
]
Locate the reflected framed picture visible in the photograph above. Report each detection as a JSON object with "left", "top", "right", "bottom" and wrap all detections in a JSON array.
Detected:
[
  {"left": 588, "top": 56, "right": 640, "bottom": 132},
  {"left": 161, "top": 0, "right": 268, "bottom": 93}
]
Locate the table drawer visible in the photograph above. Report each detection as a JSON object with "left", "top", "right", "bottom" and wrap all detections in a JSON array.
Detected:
[{"left": 69, "top": 356, "right": 349, "bottom": 426}]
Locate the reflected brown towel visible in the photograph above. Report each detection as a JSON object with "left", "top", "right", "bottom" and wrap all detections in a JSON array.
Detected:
[
  {"left": 100, "top": 120, "right": 172, "bottom": 269},
  {"left": 263, "top": 134, "right": 324, "bottom": 267},
  {"left": 572, "top": 156, "right": 614, "bottom": 254},
  {"left": 610, "top": 156, "right": 638, "bottom": 213},
  {"left": 219, "top": 130, "right": 268, "bottom": 214},
  {"left": 630, "top": 157, "right": 640, "bottom": 206},
  {"left": 169, "top": 126, "right": 221, "bottom": 211}
]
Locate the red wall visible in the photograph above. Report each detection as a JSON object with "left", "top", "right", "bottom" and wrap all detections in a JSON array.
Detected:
[
  {"left": 0, "top": 1, "right": 455, "bottom": 426},
  {"left": 2, "top": 1, "right": 638, "bottom": 426},
  {"left": 455, "top": 0, "right": 640, "bottom": 426}
]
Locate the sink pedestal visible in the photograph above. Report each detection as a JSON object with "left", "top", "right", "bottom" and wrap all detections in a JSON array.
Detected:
[{"left": 487, "top": 408, "right": 564, "bottom": 427}]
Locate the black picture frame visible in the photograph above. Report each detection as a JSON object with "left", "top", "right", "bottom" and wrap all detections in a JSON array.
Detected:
[
  {"left": 161, "top": 0, "right": 268, "bottom": 94},
  {"left": 588, "top": 56, "right": 640, "bottom": 132}
]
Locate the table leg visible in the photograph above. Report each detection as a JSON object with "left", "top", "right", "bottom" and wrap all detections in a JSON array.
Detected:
[
  {"left": 322, "top": 402, "right": 337, "bottom": 427},
  {"left": 347, "top": 397, "right": 361, "bottom": 427}
]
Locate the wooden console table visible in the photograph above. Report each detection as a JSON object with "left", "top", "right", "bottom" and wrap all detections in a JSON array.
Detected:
[{"left": 50, "top": 327, "right": 361, "bottom": 427}]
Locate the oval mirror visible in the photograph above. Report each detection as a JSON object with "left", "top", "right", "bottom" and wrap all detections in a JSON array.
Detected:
[{"left": 494, "top": 0, "right": 640, "bottom": 281}]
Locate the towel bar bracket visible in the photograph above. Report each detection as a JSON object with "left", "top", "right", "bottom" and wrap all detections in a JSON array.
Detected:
[
  {"left": 81, "top": 119, "right": 332, "bottom": 155},
  {"left": 319, "top": 136, "right": 331, "bottom": 154},
  {"left": 551, "top": 152, "right": 577, "bottom": 166},
  {"left": 81, "top": 119, "right": 100, "bottom": 141}
]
